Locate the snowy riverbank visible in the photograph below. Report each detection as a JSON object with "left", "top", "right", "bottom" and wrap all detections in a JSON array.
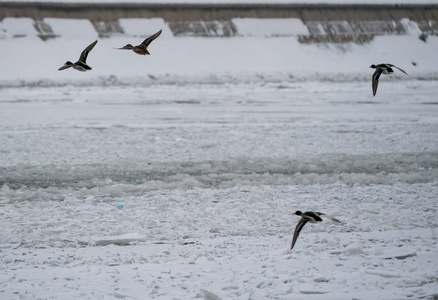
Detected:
[{"left": 1, "top": 17, "right": 438, "bottom": 87}]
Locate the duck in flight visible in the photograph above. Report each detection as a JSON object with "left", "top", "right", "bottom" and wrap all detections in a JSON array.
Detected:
[
  {"left": 58, "top": 40, "right": 98, "bottom": 72},
  {"left": 370, "top": 64, "right": 408, "bottom": 96},
  {"left": 291, "top": 211, "right": 342, "bottom": 250},
  {"left": 115, "top": 29, "right": 162, "bottom": 55}
]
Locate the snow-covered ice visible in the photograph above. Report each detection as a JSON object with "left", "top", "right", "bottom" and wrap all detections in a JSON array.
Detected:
[
  {"left": 1, "top": 16, "right": 438, "bottom": 300},
  {"left": 1, "top": 80, "right": 437, "bottom": 299}
]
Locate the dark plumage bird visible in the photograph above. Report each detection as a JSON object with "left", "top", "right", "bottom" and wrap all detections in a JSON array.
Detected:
[
  {"left": 290, "top": 211, "right": 342, "bottom": 250},
  {"left": 370, "top": 63, "right": 408, "bottom": 96},
  {"left": 115, "top": 29, "right": 162, "bottom": 55},
  {"left": 58, "top": 40, "right": 98, "bottom": 72}
]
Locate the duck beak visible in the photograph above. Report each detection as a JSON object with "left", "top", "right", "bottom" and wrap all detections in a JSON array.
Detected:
[{"left": 292, "top": 212, "right": 296, "bottom": 215}]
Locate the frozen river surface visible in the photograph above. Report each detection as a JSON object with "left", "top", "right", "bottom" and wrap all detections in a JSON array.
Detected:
[{"left": 1, "top": 80, "right": 438, "bottom": 299}]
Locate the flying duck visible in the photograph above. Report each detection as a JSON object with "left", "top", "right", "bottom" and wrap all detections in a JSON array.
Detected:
[
  {"left": 58, "top": 40, "right": 98, "bottom": 72},
  {"left": 370, "top": 64, "right": 408, "bottom": 96},
  {"left": 115, "top": 29, "right": 162, "bottom": 55},
  {"left": 291, "top": 211, "right": 342, "bottom": 250}
]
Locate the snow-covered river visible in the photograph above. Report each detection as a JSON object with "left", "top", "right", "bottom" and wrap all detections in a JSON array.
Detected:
[{"left": 1, "top": 80, "right": 437, "bottom": 299}]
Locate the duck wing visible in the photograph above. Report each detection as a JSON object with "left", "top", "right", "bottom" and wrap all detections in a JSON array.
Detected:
[
  {"left": 317, "top": 213, "right": 342, "bottom": 223},
  {"left": 141, "top": 29, "right": 162, "bottom": 47},
  {"left": 387, "top": 64, "right": 408, "bottom": 75},
  {"left": 291, "top": 219, "right": 308, "bottom": 250},
  {"left": 78, "top": 40, "right": 98, "bottom": 64},
  {"left": 372, "top": 70, "right": 383, "bottom": 96}
]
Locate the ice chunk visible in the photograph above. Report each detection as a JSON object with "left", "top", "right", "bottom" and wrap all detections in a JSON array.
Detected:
[
  {"left": 90, "top": 233, "right": 147, "bottom": 246},
  {"left": 342, "top": 242, "right": 364, "bottom": 255},
  {"left": 201, "top": 289, "right": 222, "bottom": 300},
  {"left": 384, "top": 252, "right": 417, "bottom": 260},
  {"left": 365, "top": 269, "right": 401, "bottom": 278}
]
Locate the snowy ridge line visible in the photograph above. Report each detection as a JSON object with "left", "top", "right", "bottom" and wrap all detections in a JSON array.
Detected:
[
  {"left": 0, "top": 72, "right": 436, "bottom": 88},
  {"left": 1, "top": 152, "right": 437, "bottom": 190}
]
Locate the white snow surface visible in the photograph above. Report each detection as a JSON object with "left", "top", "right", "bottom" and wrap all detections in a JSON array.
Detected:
[{"left": 1, "top": 17, "right": 438, "bottom": 300}]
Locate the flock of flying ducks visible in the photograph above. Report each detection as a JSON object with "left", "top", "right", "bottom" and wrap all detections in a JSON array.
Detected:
[
  {"left": 59, "top": 29, "right": 409, "bottom": 250},
  {"left": 58, "top": 29, "right": 162, "bottom": 71},
  {"left": 58, "top": 28, "right": 408, "bottom": 97}
]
